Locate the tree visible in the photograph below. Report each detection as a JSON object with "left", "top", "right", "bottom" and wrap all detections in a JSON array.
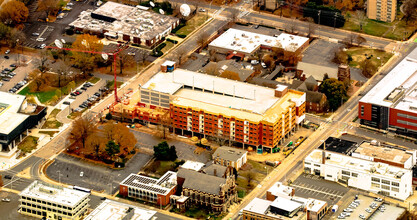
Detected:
[
  {"left": 246, "top": 171, "right": 255, "bottom": 187},
  {"left": 323, "top": 73, "right": 329, "bottom": 81},
  {"left": 306, "top": 18, "right": 317, "bottom": 37},
  {"left": 332, "top": 47, "right": 348, "bottom": 64},
  {"left": 0, "top": 0, "right": 29, "bottom": 26},
  {"left": 0, "top": 23, "right": 10, "bottom": 40},
  {"left": 28, "top": 70, "right": 46, "bottom": 92},
  {"left": 38, "top": 0, "right": 59, "bottom": 18},
  {"left": 103, "top": 123, "right": 136, "bottom": 152},
  {"left": 228, "top": 8, "right": 239, "bottom": 22},
  {"left": 7, "top": 28, "right": 25, "bottom": 48},
  {"left": 153, "top": 141, "right": 176, "bottom": 161},
  {"left": 69, "top": 116, "right": 97, "bottom": 149},
  {"left": 137, "top": 50, "right": 150, "bottom": 65},
  {"left": 157, "top": 111, "right": 171, "bottom": 139},
  {"left": 34, "top": 50, "right": 50, "bottom": 74},
  {"left": 67, "top": 81, "right": 76, "bottom": 92},
  {"left": 55, "top": 89, "right": 61, "bottom": 98},
  {"left": 105, "top": 140, "right": 120, "bottom": 159},
  {"left": 343, "top": 33, "right": 357, "bottom": 47},
  {"left": 356, "top": 35, "right": 366, "bottom": 46},
  {"left": 353, "top": 10, "right": 367, "bottom": 31},
  {"left": 197, "top": 33, "right": 210, "bottom": 50},
  {"left": 176, "top": 47, "right": 188, "bottom": 65},
  {"left": 285, "top": 19, "right": 298, "bottom": 34},
  {"left": 117, "top": 50, "right": 135, "bottom": 75},
  {"left": 71, "top": 34, "right": 104, "bottom": 76},
  {"left": 86, "top": 133, "right": 103, "bottom": 157},
  {"left": 319, "top": 78, "right": 348, "bottom": 111},
  {"left": 403, "top": 0, "right": 417, "bottom": 24},
  {"left": 361, "top": 58, "right": 377, "bottom": 78},
  {"left": 170, "top": 145, "right": 178, "bottom": 161}
]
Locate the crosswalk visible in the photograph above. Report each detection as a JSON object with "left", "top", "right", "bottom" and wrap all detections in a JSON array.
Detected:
[
  {"left": 237, "top": 10, "right": 251, "bottom": 19},
  {"left": 213, "top": 7, "right": 225, "bottom": 17}
]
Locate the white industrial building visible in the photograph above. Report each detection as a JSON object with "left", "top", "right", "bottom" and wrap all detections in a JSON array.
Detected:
[
  {"left": 304, "top": 149, "right": 413, "bottom": 201},
  {"left": 19, "top": 181, "right": 90, "bottom": 220}
]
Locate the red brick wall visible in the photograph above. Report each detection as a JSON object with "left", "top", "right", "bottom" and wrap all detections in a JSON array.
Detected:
[
  {"left": 358, "top": 102, "right": 372, "bottom": 121},
  {"left": 119, "top": 185, "right": 128, "bottom": 197}
]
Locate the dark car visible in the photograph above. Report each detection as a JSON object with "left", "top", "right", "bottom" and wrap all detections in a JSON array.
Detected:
[
  {"left": 4, "top": 68, "right": 11, "bottom": 72},
  {"left": 94, "top": 92, "right": 101, "bottom": 97},
  {"left": 63, "top": 101, "right": 70, "bottom": 105},
  {"left": 4, "top": 56, "right": 9, "bottom": 59},
  {"left": 4, "top": 175, "right": 12, "bottom": 179},
  {"left": 10, "top": 64, "right": 16, "bottom": 68},
  {"left": 80, "top": 86, "right": 88, "bottom": 91},
  {"left": 2, "top": 78, "right": 10, "bottom": 81}
]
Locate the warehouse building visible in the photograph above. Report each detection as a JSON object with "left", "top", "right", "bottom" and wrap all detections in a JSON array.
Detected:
[
  {"left": 304, "top": 149, "right": 413, "bottom": 200},
  {"left": 69, "top": 2, "right": 179, "bottom": 48},
  {"left": 358, "top": 47, "right": 417, "bottom": 139}
]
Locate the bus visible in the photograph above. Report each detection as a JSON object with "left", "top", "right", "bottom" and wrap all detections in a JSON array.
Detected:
[{"left": 73, "top": 186, "right": 91, "bottom": 193}]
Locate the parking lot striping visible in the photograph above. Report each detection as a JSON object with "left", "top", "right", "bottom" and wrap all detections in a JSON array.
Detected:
[{"left": 292, "top": 183, "right": 343, "bottom": 198}]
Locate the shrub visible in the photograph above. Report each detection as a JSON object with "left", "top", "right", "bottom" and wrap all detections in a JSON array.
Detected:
[
  {"left": 167, "top": 38, "right": 178, "bottom": 44},
  {"left": 177, "top": 34, "right": 187, "bottom": 38}
]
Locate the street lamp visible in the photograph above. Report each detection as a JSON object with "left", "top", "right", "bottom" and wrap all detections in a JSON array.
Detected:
[
  {"left": 333, "top": 12, "right": 338, "bottom": 29},
  {"left": 317, "top": 10, "right": 321, "bottom": 37},
  {"left": 16, "top": 39, "right": 20, "bottom": 66}
]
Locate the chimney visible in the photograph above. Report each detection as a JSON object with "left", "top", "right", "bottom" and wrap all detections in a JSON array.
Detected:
[
  {"left": 275, "top": 85, "right": 288, "bottom": 98},
  {"left": 214, "top": 169, "right": 217, "bottom": 177}
]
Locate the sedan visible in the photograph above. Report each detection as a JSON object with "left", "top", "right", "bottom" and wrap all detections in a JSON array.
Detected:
[
  {"left": 80, "top": 87, "right": 88, "bottom": 91},
  {"left": 5, "top": 49, "right": 10, "bottom": 54},
  {"left": 2, "top": 78, "right": 10, "bottom": 82},
  {"left": 10, "top": 64, "right": 16, "bottom": 68}
]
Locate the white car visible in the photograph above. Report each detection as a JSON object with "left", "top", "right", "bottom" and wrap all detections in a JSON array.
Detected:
[
  {"left": 365, "top": 208, "right": 372, "bottom": 213},
  {"left": 80, "top": 171, "right": 84, "bottom": 177},
  {"left": 342, "top": 212, "right": 351, "bottom": 217},
  {"left": 128, "top": 52, "right": 135, "bottom": 56},
  {"left": 199, "top": 8, "right": 206, "bottom": 12},
  {"left": 37, "top": 38, "right": 46, "bottom": 42},
  {"left": 5, "top": 49, "right": 10, "bottom": 54},
  {"left": 2, "top": 198, "right": 10, "bottom": 202},
  {"left": 67, "top": 2, "right": 74, "bottom": 5},
  {"left": 359, "top": 214, "right": 365, "bottom": 219},
  {"left": 343, "top": 208, "right": 353, "bottom": 212},
  {"left": 250, "top": 60, "right": 259, "bottom": 65},
  {"left": 40, "top": 44, "right": 46, "bottom": 49}
]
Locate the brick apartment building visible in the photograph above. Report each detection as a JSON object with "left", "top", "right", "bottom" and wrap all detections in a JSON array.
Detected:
[{"left": 111, "top": 62, "right": 306, "bottom": 153}]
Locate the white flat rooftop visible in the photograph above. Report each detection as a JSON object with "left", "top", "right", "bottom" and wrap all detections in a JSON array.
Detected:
[
  {"left": 142, "top": 69, "right": 281, "bottom": 115},
  {"left": 0, "top": 92, "right": 28, "bottom": 135},
  {"left": 20, "top": 181, "right": 89, "bottom": 208},
  {"left": 243, "top": 197, "right": 272, "bottom": 215},
  {"left": 180, "top": 160, "right": 205, "bottom": 171},
  {"left": 209, "top": 28, "right": 308, "bottom": 54},
  {"left": 271, "top": 196, "right": 303, "bottom": 212},
  {"left": 306, "top": 149, "right": 411, "bottom": 179},
  {"left": 360, "top": 47, "right": 417, "bottom": 114},
  {"left": 85, "top": 199, "right": 157, "bottom": 220}
]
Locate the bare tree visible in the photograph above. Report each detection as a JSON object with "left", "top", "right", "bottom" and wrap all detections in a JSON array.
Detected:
[
  {"left": 247, "top": 171, "right": 255, "bottom": 187},
  {"left": 306, "top": 18, "right": 317, "bottom": 37},
  {"left": 37, "top": 0, "right": 59, "bottom": 18},
  {"left": 285, "top": 19, "right": 297, "bottom": 34},
  {"left": 34, "top": 50, "right": 50, "bottom": 75},
  {"left": 343, "top": 33, "right": 357, "bottom": 47},
  {"left": 403, "top": 0, "right": 417, "bottom": 24},
  {"left": 356, "top": 35, "right": 367, "bottom": 46},
  {"left": 228, "top": 8, "right": 239, "bottom": 23},
  {"left": 353, "top": 10, "right": 367, "bottom": 31},
  {"left": 117, "top": 50, "right": 135, "bottom": 75},
  {"left": 137, "top": 50, "right": 150, "bottom": 65},
  {"left": 157, "top": 111, "right": 171, "bottom": 139},
  {"left": 197, "top": 32, "right": 210, "bottom": 50},
  {"left": 176, "top": 47, "right": 188, "bottom": 65}
]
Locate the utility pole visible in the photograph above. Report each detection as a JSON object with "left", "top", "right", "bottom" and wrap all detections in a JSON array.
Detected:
[
  {"left": 317, "top": 10, "right": 321, "bottom": 37},
  {"left": 333, "top": 13, "right": 338, "bottom": 29}
]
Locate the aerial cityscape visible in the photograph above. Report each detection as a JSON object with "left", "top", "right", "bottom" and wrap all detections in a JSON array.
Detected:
[{"left": 0, "top": 0, "right": 417, "bottom": 219}]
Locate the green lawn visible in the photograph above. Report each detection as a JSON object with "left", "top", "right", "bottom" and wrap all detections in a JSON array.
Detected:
[
  {"left": 19, "top": 85, "right": 57, "bottom": 104},
  {"left": 343, "top": 13, "right": 416, "bottom": 40},
  {"left": 88, "top": 77, "right": 100, "bottom": 84},
  {"left": 42, "top": 109, "right": 63, "bottom": 129},
  {"left": 176, "top": 14, "right": 207, "bottom": 36},
  {"left": 18, "top": 136, "right": 38, "bottom": 153},
  {"left": 161, "top": 41, "right": 174, "bottom": 54}
]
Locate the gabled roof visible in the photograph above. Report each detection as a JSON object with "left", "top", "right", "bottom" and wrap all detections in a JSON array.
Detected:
[
  {"left": 306, "top": 91, "right": 326, "bottom": 103},
  {"left": 177, "top": 168, "right": 226, "bottom": 196}
]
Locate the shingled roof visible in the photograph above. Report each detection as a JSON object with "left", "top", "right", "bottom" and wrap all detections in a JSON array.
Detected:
[{"left": 177, "top": 168, "right": 226, "bottom": 196}]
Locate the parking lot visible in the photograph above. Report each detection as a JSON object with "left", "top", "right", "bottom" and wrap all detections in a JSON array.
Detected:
[
  {"left": 0, "top": 54, "right": 33, "bottom": 93},
  {"left": 291, "top": 173, "right": 350, "bottom": 205},
  {"left": 46, "top": 152, "right": 153, "bottom": 194}
]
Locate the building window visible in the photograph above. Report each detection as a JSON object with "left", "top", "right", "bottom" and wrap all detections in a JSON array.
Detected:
[
  {"left": 342, "top": 170, "right": 350, "bottom": 176},
  {"left": 381, "top": 179, "right": 390, "bottom": 185},
  {"left": 371, "top": 177, "right": 380, "bottom": 183},
  {"left": 392, "top": 182, "right": 399, "bottom": 187},
  {"left": 352, "top": 173, "right": 358, "bottom": 177}
]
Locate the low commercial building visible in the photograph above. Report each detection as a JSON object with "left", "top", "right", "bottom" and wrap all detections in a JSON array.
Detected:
[
  {"left": 208, "top": 29, "right": 309, "bottom": 64},
  {"left": 179, "top": 160, "right": 205, "bottom": 171},
  {"left": 0, "top": 92, "right": 47, "bottom": 157},
  {"left": 111, "top": 63, "right": 306, "bottom": 153},
  {"left": 304, "top": 149, "right": 413, "bottom": 200},
  {"left": 177, "top": 168, "right": 237, "bottom": 212},
  {"left": 84, "top": 199, "right": 157, "bottom": 220},
  {"left": 358, "top": 47, "right": 417, "bottom": 138},
  {"left": 119, "top": 172, "right": 177, "bottom": 206},
  {"left": 212, "top": 146, "right": 247, "bottom": 170},
  {"left": 242, "top": 197, "right": 327, "bottom": 220},
  {"left": 69, "top": 2, "right": 179, "bottom": 48},
  {"left": 266, "top": 182, "right": 295, "bottom": 201},
  {"left": 19, "top": 181, "right": 90, "bottom": 220}
]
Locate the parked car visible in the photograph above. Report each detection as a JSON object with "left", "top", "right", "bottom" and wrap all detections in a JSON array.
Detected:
[
  {"left": 5, "top": 49, "right": 10, "bottom": 54},
  {"left": 80, "top": 86, "right": 88, "bottom": 91},
  {"left": 2, "top": 78, "right": 10, "bottom": 81},
  {"left": 250, "top": 60, "right": 259, "bottom": 65},
  {"left": 94, "top": 92, "right": 101, "bottom": 97},
  {"left": 76, "top": 89, "right": 83, "bottom": 94},
  {"left": 1, "top": 198, "right": 10, "bottom": 202},
  {"left": 40, "top": 44, "right": 46, "bottom": 49},
  {"left": 199, "top": 8, "right": 206, "bottom": 12},
  {"left": 69, "top": 96, "right": 76, "bottom": 99},
  {"left": 4, "top": 56, "right": 9, "bottom": 59},
  {"left": 261, "top": 62, "right": 267, "bottom": 68},
  {"left": 63, "top": 101, "right": 70, "bottom": 105},
  {"left": 10, "top": 64, "right": 16, "bottom": 68},
  {"left": 37, "top": 38, "right": 46, "bottom": 42},
  {"left": 32, "top": 33, "right": 40, "bottom": 36}
]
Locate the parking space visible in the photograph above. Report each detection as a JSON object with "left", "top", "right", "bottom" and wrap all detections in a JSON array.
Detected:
[
  {"left": 0, "top": 56, "right": 33, "bottom": 92},
  {"left": 131, "top": 129, "right": 211, "bottom": 163},
  {"left": 0, "top": 192, "right": 35, "bottom": 220},
  {"left": 335, "top": 195, "right": 390, "bottom": 220},
  {"left": 46, "top": 152, "right": 152, "bottom": 194},
  {"left": 291, "top": 173, "right": 349, "bottom": 205},
  {"left": 302, "top": 39, "right": 341, "bottom": 68}
]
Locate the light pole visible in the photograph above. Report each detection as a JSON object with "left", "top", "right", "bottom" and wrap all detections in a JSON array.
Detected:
[
  {"left": 317, "top": 10, "right": 321, "bottom": 37},
  {"left": 333, "top": 13, "right": 338, "bottom": 29},
  {"left": 108, "top": 183, "right": 112, "bottom": 194},
  {"left": 57, "top": 170, "right": 61, "bottom": 184},
  {"left": 16, "top": 39, "right": 20, "bottom": 66}
]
